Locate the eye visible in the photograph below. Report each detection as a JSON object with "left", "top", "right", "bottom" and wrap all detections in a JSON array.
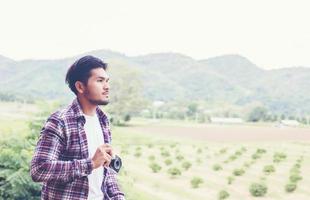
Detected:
[{"left": 97, "top": 79, "right": 103, "bottom": 82}]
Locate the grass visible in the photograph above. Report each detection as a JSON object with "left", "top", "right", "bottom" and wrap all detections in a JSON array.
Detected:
[{"left": 1, "top": 102, "right": 310, "bottom": 200}]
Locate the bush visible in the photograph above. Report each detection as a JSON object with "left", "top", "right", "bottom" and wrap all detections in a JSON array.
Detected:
[
  {"left": 134, "top": 151, "right": 141, "bottom": 158},
  {"left": 227, "top": 176, "right": 235, "bottom": 185},
  {"left": 164, "top": 159, "right": 172, "bottom": 165},
  {"left": 289, "top": 174, "right": 302, "bottom": 182},
  {"left": 149, "top": 163, "right": 162, "bottom": 173},
  {"left": 196, "top": 158, "right": 202, "bottom": 164},
  {"left": 167, "top": 167, "right": 182, "bottom": 177},
  {"left": 256, "top": 148, "right": 266, "bottom": 154},
  {"left": 176, "top": 155, "right": 184, "bottom": 161},
  {"left": 190, "top": 177, "right": 204, "bottom": 188},
  {"left": 219, "top": 148, "right": 227, "bottom": 154},
  {"left": 218, "top": 190, "right": 230, "bottom": 200},
  {"left": 196, "top": 148, "right": 202, "bottom": 154},
  {"left": 285, "top": 182, "right": 297, "bottom": 193},
  {"left": 148, "top": 155, "right": 155, "bottom": 161},
  {"left": 228, "top": 155, "right": 237, "bottom": 161},
  {"left": 273, "top": 152, "right": 287, "bottom": 163},
  {"left": 263, "top": 165, "right": 275, "bottom": 174},
  {"left": 249, "top": 183, "right": 268, "bottom": 197},
  {"left": 235, "top": 150, "right": 242, "bottom": 156},
  {"left": 213, "top": 164, "right": 223, "bottom": 171},
  {"left": 182, "top": 161, "right": 192, "bottom": 170},
  {"left": 243, "top": 162, "right": 250, "bottom": 168},
  {"left": 233, "top": 168, "right": 245, "bottom": 176},
  {"left": 252, "top": 153, "right": 261, "bottom": 160},
  {"left": 161, "top": 150, "right": 170, "bottom": 157}
]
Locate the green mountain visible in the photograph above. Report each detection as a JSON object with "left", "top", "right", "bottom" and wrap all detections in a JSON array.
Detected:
[{"left": 0, "top": 50, "right": 310, "bottom": 114}]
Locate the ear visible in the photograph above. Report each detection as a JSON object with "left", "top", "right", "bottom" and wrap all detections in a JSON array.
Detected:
[{"left": 75, "top": 81, "right": 85, "bottom": 94}]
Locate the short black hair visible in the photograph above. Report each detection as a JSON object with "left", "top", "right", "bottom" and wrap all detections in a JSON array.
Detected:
[{"left": 65, "top": 55, "right": 107, "bottom": 95}]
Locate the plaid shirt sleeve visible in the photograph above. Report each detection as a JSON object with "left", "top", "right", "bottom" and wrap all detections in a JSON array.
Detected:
[
  {"left": 30, "top": 116, "right": 93, "bottom": 183},
  {"left": 105, "top": 168, "right": 126, "bottom": 200}
]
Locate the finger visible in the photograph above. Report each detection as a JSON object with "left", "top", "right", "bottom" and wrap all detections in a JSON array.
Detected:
[
  {"left": 103, "top": 147, "right": 113, "bottom": 156},
  {"left": 101, "top": 144, "right": 111, "bottom": 148},
  {"left": 103, "top": 155, "right": 112, "bottom": 167}
]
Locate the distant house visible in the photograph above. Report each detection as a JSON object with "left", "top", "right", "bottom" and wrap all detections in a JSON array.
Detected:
[
  {"left": 210, "top": 117, "right": 244, "bottom": 124},
  {"left": 280, "top": 120, "right": 300, "bottom": 127}
]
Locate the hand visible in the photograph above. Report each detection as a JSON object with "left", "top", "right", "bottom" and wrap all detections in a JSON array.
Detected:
[{"left": 91, "top": 144, "right": 113, "bottom": 169}]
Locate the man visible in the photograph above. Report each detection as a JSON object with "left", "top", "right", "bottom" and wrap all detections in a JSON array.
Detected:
[{"left": 30, "top": 55, "right": 125, "bottom": 200}]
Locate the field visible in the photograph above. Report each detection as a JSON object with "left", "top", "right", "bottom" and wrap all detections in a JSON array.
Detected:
[
  {"left": 113, "top": 119, "right": 310, "bottom": 200},
  {"left": 0, "top": 102, "right": 309, "bottom": 200}
]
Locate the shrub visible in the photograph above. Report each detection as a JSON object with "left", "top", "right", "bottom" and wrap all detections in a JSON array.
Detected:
[
  {"left": 176, "top": 155, "right": 184, "bottom": 161},
  {"left": 121, "top": 149, "right": 129, "bottom": 155},
  {"left": 263, "top": 165, "right": 275, "bottom": 174},
  {"left": 252, "top": 153, "right": 261, "bottom": 160},
  {"left": 167, "top": 167, "right": 182, "bottom": 177},
  {"left": 148, "top": 155, "right": 155, "bottom": 161},
  {"left": 289, "top": 174, "right": 302, "bottom": 182},
  {"left": 134, "top": 151, "right": 141, "bottom": 158},
  {"left": 196, "top": 158, "right": 202, "bottom": 164},
  {"left": 164, "top": 159, "right": 172, "bottom": 165},
  {"left": 249, "top": 183, "right": 268, "bottom": 197},
  {"left": 227, "top": 176, "right": 235, "bottom": 185},
  {"left": 196, "top": 148, "right": 202, "bottom": 154},
  {"left": 213, "top": 164, "right": 223, "bottom": 171},
  {"left": 243, "top": 162, "right": 250, "bottom": 168},
  {"left": 228, "top": 155, "right": 237, "bottom": 161},
  {"left": 285, "top": 182, "right": 297, "bottom": 193},
  {"left": 293, "top": 163, "right": 301, "bottom": 169},
  {"left": 191, "top": 177, "right": 204, "bottom": 188},
  {"left": 149, "top": 163, "right": 162, "bottom": 173},
  {"left": 273, "top": 152, "right": 287, "bottom": 163},
  {"left": 235, "top": 150, "right": 242, "bottom": 156},
  {"left": 233, "top": 168, "right": 245, "bottom": 176},
  {"left": 182, "top": 161, "right": 192, "bottom": 170},
  {"left": 161, "top": 150, "right": 170, "bottom": 157},
  {"left": 218, "top": 190, "right": 230, "bottom": 200},
  {"left": 219, "top": 148, "right": 227, "bottom": 154},
  {"left": 147, "top": 143, "right": 153, "bottom": 148},
  {"left": 256, "top": 148, "right": 266, "bottom": 154}
]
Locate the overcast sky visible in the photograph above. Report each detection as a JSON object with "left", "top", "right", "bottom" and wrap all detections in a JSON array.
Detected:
[{"left": 0, "top": 0, "right": 309, "bottom": 69}]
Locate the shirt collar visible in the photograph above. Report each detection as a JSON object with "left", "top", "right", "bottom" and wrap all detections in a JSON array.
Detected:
[{"left": 71, "top": 98, "right": 108, "bottom": 122}]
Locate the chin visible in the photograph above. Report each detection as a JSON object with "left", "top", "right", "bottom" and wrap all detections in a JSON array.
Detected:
[
  {"left": 89, "top": 99, "right": 109, "bottom": 106},
  {"left": 98, "top": 100, "right": 109, "bottom": 105}
]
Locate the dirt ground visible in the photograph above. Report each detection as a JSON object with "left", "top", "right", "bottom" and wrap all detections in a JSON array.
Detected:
[{"left": 126, "top": 123, "right": 310, "bottom": 141}]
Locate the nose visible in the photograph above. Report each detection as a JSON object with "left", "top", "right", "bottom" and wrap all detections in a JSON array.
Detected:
[{"left": 104, "top": 82, "right": 110, "bottom": 91}]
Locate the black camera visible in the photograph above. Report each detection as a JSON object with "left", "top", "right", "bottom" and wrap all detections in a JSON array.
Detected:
[{"left": 109, "top": 155, "right": 122, "bottom": 173}]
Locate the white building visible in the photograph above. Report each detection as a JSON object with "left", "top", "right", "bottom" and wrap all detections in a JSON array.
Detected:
[
  {"left": 210, "top": 117, "right": 244, "bottom": 124},
  {"left": 280, "top": 120, "right": 300, "bottom": 127}
]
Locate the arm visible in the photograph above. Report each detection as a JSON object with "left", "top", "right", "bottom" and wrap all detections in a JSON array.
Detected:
[
  {"left": 30, "top": 116, "right": 93, "bottom": 183},
  {"left": 105, "top": 168, "right": 126, "bottom": 200}
]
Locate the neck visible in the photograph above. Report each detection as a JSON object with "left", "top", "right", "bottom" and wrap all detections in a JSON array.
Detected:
[{"left": 77, "top": 96, "right": 97, "bottom": 116}]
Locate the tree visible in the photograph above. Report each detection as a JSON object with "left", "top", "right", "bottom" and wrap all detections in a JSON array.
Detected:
[
  {"left": 0, "top": 101, "right": 60, "bottom": 199},
  {"left": 105, "top": 64, "right": 148, "bottom": 125},
  {"left": 246, "top": 106, "right": 268, "bottom": 122}
]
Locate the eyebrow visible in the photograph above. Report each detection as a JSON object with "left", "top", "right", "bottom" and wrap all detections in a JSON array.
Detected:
[{"left": 97, "top": 76, "right": 109, "bottom": 80}]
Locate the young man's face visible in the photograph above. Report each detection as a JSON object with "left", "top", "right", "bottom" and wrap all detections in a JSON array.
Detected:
[{"left": 84, "top": 67, "right": 110, "bottom": 105}]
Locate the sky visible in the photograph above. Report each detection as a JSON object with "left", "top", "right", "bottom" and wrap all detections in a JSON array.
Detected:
[{"left": 0, "top": 0, "right": 310, "bottom": 69}]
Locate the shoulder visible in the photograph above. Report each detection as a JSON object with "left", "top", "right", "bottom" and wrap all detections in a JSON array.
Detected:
[{"left": 44, "top": 104, "right": 77, "bottom": 130}]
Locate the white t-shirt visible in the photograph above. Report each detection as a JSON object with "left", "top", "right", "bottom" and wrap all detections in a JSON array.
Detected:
[{"left": 84, "top": 114, "right": 105, "bottom": 200}]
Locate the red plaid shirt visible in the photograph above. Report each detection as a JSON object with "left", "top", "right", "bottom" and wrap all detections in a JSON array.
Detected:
[{"left": 30, "top": 98, "right": 125, "bottom": 200}]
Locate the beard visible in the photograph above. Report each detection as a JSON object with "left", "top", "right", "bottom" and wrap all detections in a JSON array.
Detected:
[
  {"left": 84, "top": 89, "right": 110, "bottom": 106},
  {"left": 89, "top": 98, "right": 109, "bottom": 106}
]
